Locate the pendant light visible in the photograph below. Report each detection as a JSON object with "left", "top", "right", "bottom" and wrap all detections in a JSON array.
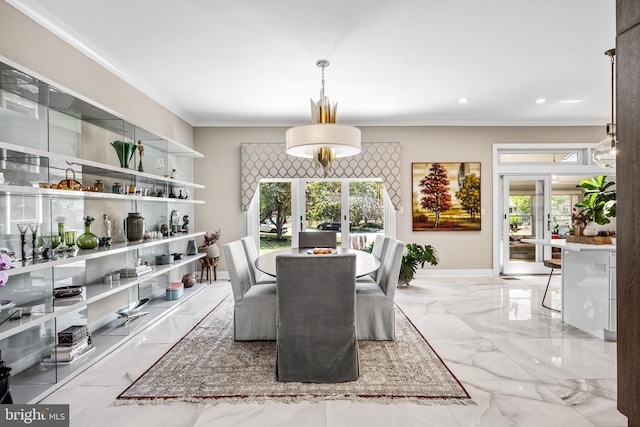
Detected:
[
  {"left": 285, "top": 60, "right": 361, "bottom": 177},
  {"left": 593, "top": 49, "right": 617, "bottom": 169}
]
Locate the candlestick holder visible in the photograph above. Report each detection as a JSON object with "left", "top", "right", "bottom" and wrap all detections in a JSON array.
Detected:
[
  {"left": 16, "top": 224, "right": 28, "bottom": 262},
  {"left": 29, "top": 223, "right": 39, "bottom": 261}
]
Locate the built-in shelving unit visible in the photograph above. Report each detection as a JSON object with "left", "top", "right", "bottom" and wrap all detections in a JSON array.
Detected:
[{"left": 0, "top": 60, "right": 208, "bottom": 403}]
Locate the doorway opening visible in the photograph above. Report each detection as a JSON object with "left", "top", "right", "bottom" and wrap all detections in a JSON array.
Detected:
[{"left": 493, "top": 143, "right": 615, "bottom": 275}]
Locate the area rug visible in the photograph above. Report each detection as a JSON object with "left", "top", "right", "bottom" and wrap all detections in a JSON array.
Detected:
[{"left": 115, "top": 295, "right": 472, "bottom": 405}]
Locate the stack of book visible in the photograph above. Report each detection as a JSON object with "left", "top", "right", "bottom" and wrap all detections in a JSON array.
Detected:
[
  {"left": 119, "top": 265, "right": 153, "bottom": 278},
  {"left": 48, "top": 337, "right": 93, "bottom": 363},
  {"left": 43, "top": 326, "right": 95, "bottom": 365}
]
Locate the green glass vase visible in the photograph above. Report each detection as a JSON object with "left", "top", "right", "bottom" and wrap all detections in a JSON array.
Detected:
[
  {"left": 110, "top": 140, "right": 136, "bottom": 169},
  {"left": 77, "top": 222, "right": 99, "bottom": 249}
]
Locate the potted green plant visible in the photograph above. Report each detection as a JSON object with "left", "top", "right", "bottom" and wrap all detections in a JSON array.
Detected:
[
  {"left": 574, "top": 175, "right": 616, "bottom": 228},
  {"left": 399, "top": 243, "right": 438, "bottom": 286}
]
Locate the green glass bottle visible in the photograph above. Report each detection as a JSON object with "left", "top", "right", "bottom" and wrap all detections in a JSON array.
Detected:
[{"left": 77, "top": 216, "right": 99, "bottom": 250}]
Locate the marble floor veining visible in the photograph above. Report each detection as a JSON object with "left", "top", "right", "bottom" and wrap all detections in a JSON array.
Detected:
[{"left": 40, "top": 275, "right": 628, "bottom": 427}]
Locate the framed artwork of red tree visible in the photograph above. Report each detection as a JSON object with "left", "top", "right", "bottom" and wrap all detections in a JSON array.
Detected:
[{"left": 412, "top": 162, "right": 481, "bottom": 231}]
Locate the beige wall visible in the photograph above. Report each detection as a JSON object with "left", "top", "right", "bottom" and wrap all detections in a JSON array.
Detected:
[
  {"left": 0, "top": 2, "right": 194, "bottom": 147},
  {"left": 194, "top": 126, "right": 603, "bottom": 272},
  {"left": 194, "top": 127, "right": 287, "bottom": 270}
]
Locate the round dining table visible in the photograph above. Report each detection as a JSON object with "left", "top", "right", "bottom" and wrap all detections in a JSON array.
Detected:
[{"left": 255, "top": 248, "right": 381, "bottom": 278}]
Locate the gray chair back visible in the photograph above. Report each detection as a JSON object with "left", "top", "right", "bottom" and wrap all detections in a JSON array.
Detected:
[
  {"left": 378, "top": 238, "right": 404, "bottom": 297},
  {"left": 275, "top": 253, "right": 358, "bottom": 382},
  {"left": 298, "top": 231, "right": 337, "bottom": 248},
  {"left": 223, "top": 240, "right": 253, "bottom": 298},
  {"left": 240, "top": 236, "right": 260, "bottom": 284},
  {"left": 371, "top": 235, "right": 390, "bottom": 282}
]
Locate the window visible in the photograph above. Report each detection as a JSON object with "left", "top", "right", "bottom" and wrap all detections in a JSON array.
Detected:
[{"left": 499, "top": 151, "right": 584, "bottom": 164}]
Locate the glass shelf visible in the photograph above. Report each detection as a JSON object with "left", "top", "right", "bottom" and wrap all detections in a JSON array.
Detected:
[
  {"left": 10, "top": 283, "right": 208, "bottom": 404},
  {"left": 0, "top": 140, "right": 205, "bottom": 190},
  {"left": 3, "top": 231, "right": 205, "bottom": 277},
  {"left": 0, "top": 62, "right": 203, "bottom": 158},
  {"left": 0, "top": 183, "right": 205, "bottom": 203},
  {"left": 0, "top": 253, "right": 206, "bottom": 342}
]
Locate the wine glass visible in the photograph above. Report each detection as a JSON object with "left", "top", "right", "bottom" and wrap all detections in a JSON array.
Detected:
[
  {"left": 41, "top": 235, "right": 51, "bottom": 259},
  {"left": 156, "top": 158, "right": 165, "bottom": 176},
  {"left": 55, "top": 217, "right": 67, "bottom": 252},
  {"left": 51, "top": 234, "right": 60, "bottom": 249},
  {"left": 65, "top": 231, "right": 77, "bottom": 249}
]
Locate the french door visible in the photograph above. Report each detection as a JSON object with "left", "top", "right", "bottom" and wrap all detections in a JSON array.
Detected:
[
  {"left": 298, "top": 179, "right": 385, "bottom": 249},
  {"left": 251, "top": 178, "right": 389, "bottom": 252},
  {"left": 501, "top": 175, "right": 551, "bottom": 274}
]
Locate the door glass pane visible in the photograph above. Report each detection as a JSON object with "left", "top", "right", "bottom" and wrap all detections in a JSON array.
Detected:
[
  {"left": 348, "top": 181, "right": 384, "bottom": 250},
  {"left": 550, "top": 195, "right": 572, "bottom": 235},
  {"left": 305, "top": 181, "right": 341, "bottom": 245},
  {"left": 508, "top": 179, "right": 544, "bottom": 263},
  {"left": 259, "top": 181, "right": 291, "bottom": 254}
]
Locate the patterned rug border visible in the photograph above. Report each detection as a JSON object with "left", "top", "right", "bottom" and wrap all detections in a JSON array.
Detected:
[
  {"left": 394, "top": 303, "right": 471, "bottom": 401},
  {"left": 114, "top": 294, "right": 474, "bottom": 406}
]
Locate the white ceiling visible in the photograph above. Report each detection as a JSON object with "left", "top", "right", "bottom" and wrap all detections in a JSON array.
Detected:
[{"left": 7, "top": 0, "right": 616, "bottom": 127}]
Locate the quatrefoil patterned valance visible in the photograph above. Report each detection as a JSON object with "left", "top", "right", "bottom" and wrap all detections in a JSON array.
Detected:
[{"left": 240, "top": 142, "right": 401, "bottom": 211}]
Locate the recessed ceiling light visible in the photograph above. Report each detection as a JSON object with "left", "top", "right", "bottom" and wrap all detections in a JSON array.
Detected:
[
  {"left": 558, "top": 99, "right": 583, "bottom": 104},
  {"left": 535, "top": 98, "right": 547, "bottom": 104},
  {"left": 458, "top": 98, "right": 469, "bottom": 104}
]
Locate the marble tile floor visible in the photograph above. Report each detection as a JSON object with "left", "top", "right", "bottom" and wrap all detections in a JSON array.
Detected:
[{"left": 40, "top": 275, "right": 628, "bottom": 427}]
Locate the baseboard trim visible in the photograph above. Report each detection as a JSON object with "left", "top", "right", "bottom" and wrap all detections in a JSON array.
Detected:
[
  {"left": 415, "top": 269, "right": 494, "bottom": 277},
  {"left": 218, "top": 269, "right": 494, "bottom": 280}
]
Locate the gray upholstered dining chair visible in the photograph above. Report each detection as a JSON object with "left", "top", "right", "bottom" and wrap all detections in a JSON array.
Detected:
[
  {"left": 223, "top": 240, "right": 277, "bottom": 341},
  {"left": 298, "top": 231, "right": 337, "bottom": 248},
  {"left": 355, "top": 238, "right": 404, "bottom": 340},
  {"left": 275, "top": 253, "right": 359, "bottom": 383},
  {"left": 357, "top": 234, "right": 390, "bottom": 284},
  {"left": 240, "top": 236, "right": 276, "bottom": 285}
]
